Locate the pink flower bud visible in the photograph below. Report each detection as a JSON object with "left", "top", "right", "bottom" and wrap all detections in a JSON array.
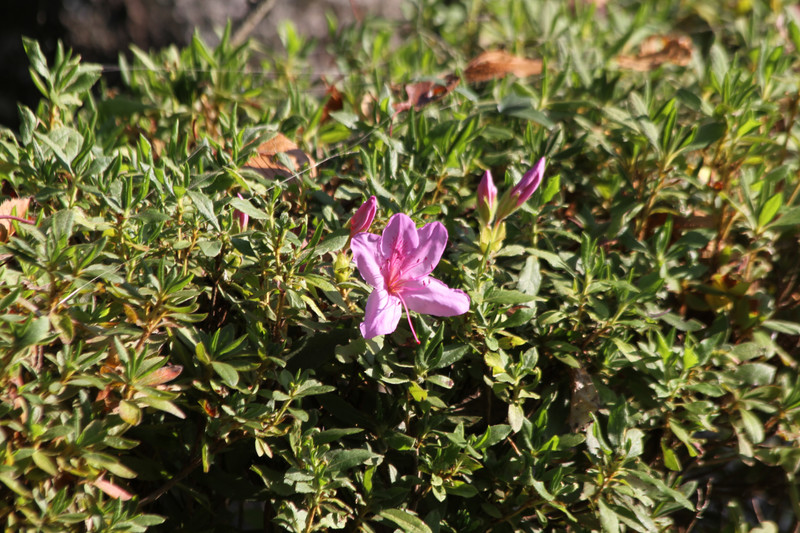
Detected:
[
  {"left": 235, "top": 193, "right": 249, "bottom": 231},
  {"left": 477, "top": 170, "right": 497, "bottom": 224},
  {"left": 349, "top": 195, "right": 377, "bottom": 237},
  {"left": 510, "top": 157, "right": 546, "bottom": 207}
]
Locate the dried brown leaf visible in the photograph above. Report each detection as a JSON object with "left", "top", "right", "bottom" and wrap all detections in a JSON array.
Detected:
[
  {"left": 393, "top": 74, "right": 460, "bottom": 114},
  {"left": 567, "top": 366, "right": 600, "bottom": 431},
  {"left": 464, "top": 50, "right": 543, "bottom": 83},
  {"left": 245, "top": 133, "right": 317, "bottom": 180},
  {"left": 320, "top": 79, "right": 344, "bottom": 124},
  {"left": 616, "top": 35, "right": 693, "bottom": 71},
  {"left": 0, "top": 197, "right": 31, "bottom": 242}
]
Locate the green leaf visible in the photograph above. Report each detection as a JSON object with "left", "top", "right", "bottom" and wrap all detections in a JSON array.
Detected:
[
  {"left": 15, "top": 316, "right": 50, "bottom": 348},
  {"left": 508, "top": 403, "right": 524, "bottom": 433},
  {"left": 48, "top": 127, "right": 84, "bottom": 164},
  {"left": 378, "top": 508, "right": 432, "bottom": 533},
  {"left": 485, "top": 288, "right": 537, "bottom": 305},
  {"left": 84, "top": 452, "right": 137, "bottom": 478},
  {"left": 32, "top": 450, "right": 58, "bottom": 476},
  {"left": 763, "top": 319, "right": 800, "bottom": 335},
  {"left": 229, "top": 196, "right": 268, "bottom": 219},
  {"left": 0, "top": 471, "right": 32, "bottom": 497},
  {"left": 197, "top": 240, "right": 222, "bottom": 257},
  {"left": 186, "top": 190, "right": 220, "bottom": 231},
  {"left": 498, "top": 94, "right": 555, "bottom": 128},
  {"left": 301, "top": 273, "right": 337, "bottom": 292},
  {"left": 684, "top": 121, "right": 726, "bottom": 151},
  {"left": 325, "top": 448, "right": 382, "bottom": 472},
  {"left": 734, "top": 363, "right": 775, "bottom": 386},
  {"left": 661, "top": 440, "right": 682, "bottom": 471},
  {"left": 598, "top": 499, "right": 620, "bottom": 533},
  {"left": 119, "top": 401, "right": 142, "bottom": 426},
  {"left": 432, "top": 345, "right": 470, "bottom": 369},
  {"left": 426, "top": 374, "right": 454, "bottom": 389},
  {"left": 139, "top": 395, "right": 185, "bottom": 419},
  {"left": 770, "top": 206, "right": 800, "bottom": 229},
  {"left": 626, "top": 470, "right": 694, "bottom": 511},
  {"left": 408, "top": 382, "right": 428, "bottom": 402},
  {"left": 211, "top": 361, "right": 239, "bottom": 387},
  {"left": 22, "top": 37, "right": 49, "bottom": 82},
  {"left": 50, "top": 209, "right": 75, "bottom": 240},
  {"left": 313, "top": 428, "right": 363, "bottom": 445},
  {"left": 739, "top": 408, "right": 764, "bottom": 444},
  {"left": 757, "top": 192, "right": 783, "bottom": 229},
  {"left": 446, "top": 481, "right": 479, "bottom": 498},
  {"left": 129, "top": 515, "right": 166, "bottom": 527},
  {"left": 18, "top": 105, "right": 36, "bottom": 145},
  {"left": 314, "top": 228, "right": 350, "bottom": 257}
]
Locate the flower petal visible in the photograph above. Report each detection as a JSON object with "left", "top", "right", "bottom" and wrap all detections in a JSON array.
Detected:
[
  {"left": 401, "top": 221, "right": 448, "bottom": 279},
  {"left": 351, "top": 233, "right": 385, "bottom": 289},
  {"left": 360, "top": 289, "right": 402, "bottom": 338},
  {"left": 380, "top": 213, "right": 419, "bottom": 260},
  {"left": 350, "top": 195, "right": 377, "bottom": 236},
  {"left": 401, "top": 277, "right": 470, "bottom": 317}
]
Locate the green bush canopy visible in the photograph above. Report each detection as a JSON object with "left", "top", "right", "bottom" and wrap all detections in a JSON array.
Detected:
[{"left": 1, "top": 1, "right": 799, "bottom": 531}]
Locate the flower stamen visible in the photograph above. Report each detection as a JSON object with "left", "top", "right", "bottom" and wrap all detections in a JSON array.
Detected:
[{"left": 396, "top": 292, "right": 420, "bottom": 344}]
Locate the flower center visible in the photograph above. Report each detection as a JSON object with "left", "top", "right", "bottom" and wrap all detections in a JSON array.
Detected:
[{"left": 382, "top": 249, "right": 421, "bottom": 344}]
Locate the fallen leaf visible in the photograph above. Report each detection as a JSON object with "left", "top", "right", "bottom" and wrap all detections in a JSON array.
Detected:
[
  {"left": 393, "top": 74, "right": 460, "bottom": 114},
  {"left": 245, "top": 133, "right": 317, "bottom": 180},
  {"left": 0, "top": 197, "right": 31, "bottom": 241},
  {"left": 616, "top": 35, "right": 693, "bottom": 71},
  {"left": 464, "top": 50, "right": 543, "bottom": 83}
]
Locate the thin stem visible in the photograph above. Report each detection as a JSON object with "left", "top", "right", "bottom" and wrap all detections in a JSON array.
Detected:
[
  {"left": 231, "top": 0, "right": 278, "bottom": 47},
  {"left": 0, "top": 215, "right": 34, "bottom": 224},
  {"left": 397, "top": 293, "right": 420, "bottom": 344}
]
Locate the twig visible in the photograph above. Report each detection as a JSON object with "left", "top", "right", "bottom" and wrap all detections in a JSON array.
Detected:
[{"left": 231, "top": 0, "right": 279, "bottom": 47}]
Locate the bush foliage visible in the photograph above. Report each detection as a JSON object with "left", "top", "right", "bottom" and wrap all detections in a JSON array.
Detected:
[{"left": 1, "top": 0, "right": 800, "bottom": 531}]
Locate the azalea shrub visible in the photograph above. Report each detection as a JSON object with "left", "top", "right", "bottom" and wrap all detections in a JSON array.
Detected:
[{"left": 2, "top": 0, "right": 800, "bottom": 531}]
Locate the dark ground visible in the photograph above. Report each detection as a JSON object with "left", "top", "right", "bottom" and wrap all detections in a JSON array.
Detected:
[{"left": 0, "top": 0, "right": 403, "bottom": 129}]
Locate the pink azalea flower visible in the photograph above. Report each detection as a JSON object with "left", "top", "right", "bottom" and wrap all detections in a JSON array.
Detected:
[
  {"left": 477, "top": 170, "right": 498, "bottom": 224},
  {"left": 495, "top": 157, "right": 547, "bottom": 222},
  {"left": 349, "top": 195, "right": 377, "bottom": 237},
  {"left": 510, "top": 157, "right": 546, "bottom": 207},
  {"left": 350, "top": 213, "right": 470, "bottom": 342}
]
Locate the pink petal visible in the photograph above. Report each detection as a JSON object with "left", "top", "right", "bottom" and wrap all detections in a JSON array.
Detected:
[
  {"left": 401, "top": 277, "right": 470, "bottom": 317},
  {"left": 400, "top": 221, "right": 448, "bottom": 280},
  {"left": 360, "top": 289, "right": 402, "bottom": 338},
  {"left": 351, "top": 233, "right": 385, "bottom": 289},
  {"left": 380, "top": 213, "right": 419, "bottom": 259},
  {"left": 478, "top": 170, "right": 497, "bottom": 208},
  {"left": 350, "top": 195, "right": 377, "bottom": 236}
]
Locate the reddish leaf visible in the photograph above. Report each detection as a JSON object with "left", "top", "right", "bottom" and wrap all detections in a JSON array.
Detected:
[
  {"left": 464, "top": 50, "right": 543, "bottom": 84},
  {"left": 92, "top": 476, "right": 133, "bottom": 501},
  {"left": 138, "top": 365, "right": 183, "bottom": 387}
]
